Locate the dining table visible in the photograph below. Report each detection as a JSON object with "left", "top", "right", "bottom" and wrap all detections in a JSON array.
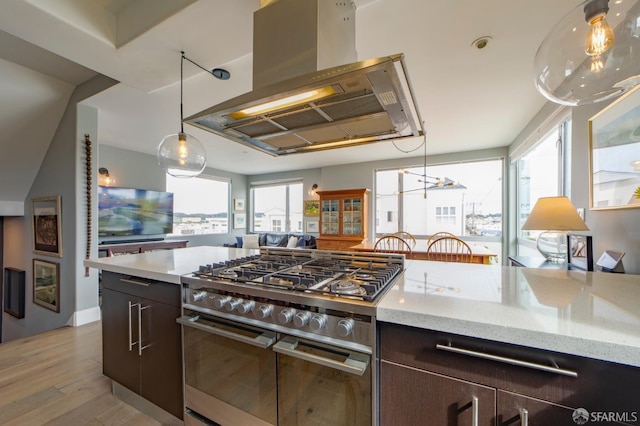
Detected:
[{"left": 349, "top": 240, "right": 498, "bottom": 264}]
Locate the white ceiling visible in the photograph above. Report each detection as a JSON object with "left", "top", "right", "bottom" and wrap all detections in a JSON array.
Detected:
[{"left": 0, "top": 0, "right": 580, "bottom": 178}]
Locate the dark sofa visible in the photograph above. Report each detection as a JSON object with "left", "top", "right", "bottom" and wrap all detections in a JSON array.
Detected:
[{"left": 229, "top": 232, "right": 317, "bottom": 249}]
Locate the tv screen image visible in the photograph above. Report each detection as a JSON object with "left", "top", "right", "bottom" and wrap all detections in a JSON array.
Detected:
[{"left": 98, "top": 186, "right": 174, "bottom": 237}]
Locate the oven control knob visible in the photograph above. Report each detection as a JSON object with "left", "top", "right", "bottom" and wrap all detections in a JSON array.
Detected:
[
  {"left": 191, "top": 291, "right": 208, "bottom": 302},
  {"left": 255, "top": 304, "right": 274, "bottom": 319},
  {"left": 214, "top": 296, "right": 231, "bottom": 309},
  {"left": 310, "top": 314, "right": 327, "bottom": 331},
  {"left": 238, "top": 300, "right": 255, "bottom": 314},
  {"left": 293, "top": 312, "right": 311, "bottom": 328},
  {"left": 226, "top": 298, "right": 243, "bottom": 311},
  {"left": 337, "top": 318, "right": 355, "bottom": 337},
  {"left": 278, "top": 308, "right": 296, "bottom": 324}
]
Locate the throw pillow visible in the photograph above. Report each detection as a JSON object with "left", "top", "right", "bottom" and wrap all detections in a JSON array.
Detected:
[
  {"left": 286, "top": 236, "right": 298, "bottom": 248},
  {"left": 242, "top": 234, "right": 259, "bottom": 249},
  {"left": 235, "top": 236, "right": 243, "bottom": 248}
]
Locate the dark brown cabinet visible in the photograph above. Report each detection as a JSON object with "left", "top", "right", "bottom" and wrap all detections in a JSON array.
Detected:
[
  {"left": 379, "top": 322, "right": 640, "bottom": 426},
  {"left": 380, "top": 360, "right": 496, "bottom": 425},
  {"left": 101, "top": 272, "right": 183, "bottom": 420}
]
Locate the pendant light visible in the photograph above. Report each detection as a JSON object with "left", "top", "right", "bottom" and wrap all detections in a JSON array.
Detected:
[
  {"left": 534, "top": 0, "right": 640, "bottom": 106},
  {"left": 396, "top": 135, "right": 460, "bottom": 199},
  {"left": 158, "top": 51, "right": 209, "bottom": 178}
]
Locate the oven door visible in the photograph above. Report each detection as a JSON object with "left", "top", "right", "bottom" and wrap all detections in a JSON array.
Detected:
[
  {"left": 274, "top": 336, "right": 372, "bottom": 426},
  {"left": 178, "top": 311, "right": 278, "bottom": 426}
]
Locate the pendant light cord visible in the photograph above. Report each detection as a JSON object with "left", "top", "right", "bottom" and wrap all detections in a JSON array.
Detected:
[{"left": 180, "top": 51, "right": 185, "bottom": 134}]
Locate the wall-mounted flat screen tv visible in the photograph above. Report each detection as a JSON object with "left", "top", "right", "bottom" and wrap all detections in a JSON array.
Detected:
[{"left": 98, "top": 186, "right": 174, "bottom": 237}]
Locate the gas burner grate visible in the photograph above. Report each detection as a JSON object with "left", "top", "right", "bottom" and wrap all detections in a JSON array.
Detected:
[{"left": 190, "top": 250, "right": 403, "bottom": 301}]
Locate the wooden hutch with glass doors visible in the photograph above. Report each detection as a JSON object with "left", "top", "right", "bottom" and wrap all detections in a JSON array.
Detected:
[{"left": 316, "top": 188, "right": 370, "bottom": 250}]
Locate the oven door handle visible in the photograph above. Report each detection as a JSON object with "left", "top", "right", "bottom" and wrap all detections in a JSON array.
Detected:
[
  {"left": 273, "top": 336, "right": 369, "bottom": 376},
  {"left": 176, "top": 315, "right": 276, "bottom": 349}
]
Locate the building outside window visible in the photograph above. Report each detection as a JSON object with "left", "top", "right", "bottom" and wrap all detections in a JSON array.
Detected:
[
  {"left": 251, "top": 181, "right": 303, "bottom": 233},
  {"left": 166, "top": 174, "right": 230, "bottom": 235},
  {"left": 514, "top": 112, "right": 571, "bottom": 256},
  {"left": 375, "top": 159, "right": 503, "bottom": 241}
]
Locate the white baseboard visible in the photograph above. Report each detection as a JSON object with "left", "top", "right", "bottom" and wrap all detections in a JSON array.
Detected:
[{"left": 69, "top": 306, "right": 101, "bottom": 326}]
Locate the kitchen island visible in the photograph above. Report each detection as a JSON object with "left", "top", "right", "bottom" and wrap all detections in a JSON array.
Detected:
[
  {"left": 85, "top": 246, "right": 258, "bottom": 424},
  {"left": 86, "top": 247, "right": 640, "bottom": 425},
  {"left": 378, "top": 259, "right": 640, "bottom": 425}
]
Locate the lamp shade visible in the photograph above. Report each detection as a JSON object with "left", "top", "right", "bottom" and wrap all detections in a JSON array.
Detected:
[
  {"left": 521, "top": 196, "right": 589, "bottom": 231},
  {"left": 534, "top": 0, "right": 640, "bottom": 106}
]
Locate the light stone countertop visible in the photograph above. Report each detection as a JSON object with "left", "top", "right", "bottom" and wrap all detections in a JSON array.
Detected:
[
  {"left": 85, "top": 247, "right": 640, "bottom": 367},
  {"left": 377, "top": 259, "right": 640, "bottom": 368},
  {"left": 84, "top": 246, "right": 258, "bottom": 284}
]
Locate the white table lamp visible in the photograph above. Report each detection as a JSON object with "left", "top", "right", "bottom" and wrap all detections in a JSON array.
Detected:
[{"left": 521, "top": 196, "right": 589, "bottom": 261}]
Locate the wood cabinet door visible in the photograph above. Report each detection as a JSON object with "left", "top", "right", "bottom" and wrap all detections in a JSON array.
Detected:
[
  {"left": 497, "top": 390, "right": 578, "bottom": 426},
  {"left": 139, "top": 299, "right": 183, "bottom": 420},
  {"left": 380, "top": 360, "right": 496, "bottom": 426},
  {"left": 101, "top": 288, "right": 141, "bottom": 394}
]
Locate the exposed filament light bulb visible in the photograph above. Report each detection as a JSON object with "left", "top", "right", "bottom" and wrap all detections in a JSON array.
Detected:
[
  {"left": 585, "top": 14, "right": 614, "bottom": 56},
  {"left": 178, "top": 133, "right": 189, "bottom": 159},
  {"left": 584, "top": 0, "right": 615, "bottom": 57}
]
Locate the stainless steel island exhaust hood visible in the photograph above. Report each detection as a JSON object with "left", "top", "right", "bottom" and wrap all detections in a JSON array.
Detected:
[{"left": 185, "top": 0, "right": 424, "bottom": 156}]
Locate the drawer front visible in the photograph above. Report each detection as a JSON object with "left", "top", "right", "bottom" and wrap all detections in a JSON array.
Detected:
[
  {"left": 316, "top": 239, "right": 341, "bottom": 250},
  {"left": 379, "top": 322, "right": 640, "bottom": 416},
  {"left": 102, "top": 271, "right": 180, "bottom": 306}
]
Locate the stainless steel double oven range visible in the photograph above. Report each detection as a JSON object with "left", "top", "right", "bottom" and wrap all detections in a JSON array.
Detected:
[{"left": 178, "top": 248, "right": 404, "bottom": 426}]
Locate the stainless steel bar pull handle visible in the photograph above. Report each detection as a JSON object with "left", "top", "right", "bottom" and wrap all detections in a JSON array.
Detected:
[
  {"left": 520, "top": 408, "right": 529, "bottom": 426},
  {"left": 138, "top": 304, "right": 150, "bottom": 356},
  {"left": 120, "top": 278, "right": 150, "bottom": 287},
  {"left": 273, "top": 336, "right": 369, "bottom": 376},
  {"left": 471, "top": 396, "right": 479, "bottom": 426},
  {"left": 436, "top": 343, "right": 578, "bottom": 378},
  {"left": 128, "top": 301, "right": 140, "bottom": 351},
  {"left": 176, "top": 315, "right": 276, "bottom": 349}
]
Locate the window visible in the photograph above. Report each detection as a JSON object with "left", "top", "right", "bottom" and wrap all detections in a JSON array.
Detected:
[
  {"left": 375, "top": 159, "right": 503, "bottom": 239},
  {"left": 436, "top": 206, "right": 456, "bottom": 224},
  {"left": 514, "top": 111, "right": 571, "bottom": 255},
  {"left": 166, "top": 174, "right": 230, "bottom": 235},
  {"left": 251, "top": 181, "right": 303, "bottom": 233}
]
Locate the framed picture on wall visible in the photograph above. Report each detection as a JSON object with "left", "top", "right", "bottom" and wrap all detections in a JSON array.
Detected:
[
  {"left": 588, "top": 85, "right": 640, "bottom": 210},
  {"left": 33, "top": 259, "right": 60, "bottom": 313},
  {"left": 32, "top": 196, "right": 62, "bottom": 257},
  {"left": 305, "top": 220, "right": 319, "bottom": 233},
  {"left": 234, "top": 198, "right": 245, "bottom": 211},
  {"left": 234, "top": 212, "right": 246, "bottom": 229},
  {"left": 303, "top": 200, "right": 320, "bottom": 216}
]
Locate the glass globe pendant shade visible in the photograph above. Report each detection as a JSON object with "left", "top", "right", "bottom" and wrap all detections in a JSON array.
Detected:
[
  {"left": 534, "top": 0, "right": 640, "bottom": 106},
  {"left": 536, "top": 231, "right": 569, "bottom": 261},
  {"left": 157, "top": 131, "right": 206, "bottom": 178}
]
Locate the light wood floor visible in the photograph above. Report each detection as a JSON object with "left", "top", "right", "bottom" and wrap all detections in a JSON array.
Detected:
[{"left": 0, "top": 321, "right": 162, "bottom": 425}]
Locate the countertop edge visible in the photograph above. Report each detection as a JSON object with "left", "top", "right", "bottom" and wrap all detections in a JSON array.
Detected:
[
  {"left": 83, "top": 259, "right": 182, "bottom": 284},
  {"left": 377, "top": 308, "right": 640, "bottom": 369}
]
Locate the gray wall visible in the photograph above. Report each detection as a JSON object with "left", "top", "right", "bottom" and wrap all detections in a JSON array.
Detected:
[{"left": 2, "top": 75, "right": 117, "bottom": 341}]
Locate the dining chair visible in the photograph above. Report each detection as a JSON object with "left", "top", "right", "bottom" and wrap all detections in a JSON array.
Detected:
[
  {"left": 374, "top": 235, "right": 413, "bottom": 255},
  {"left": 426, "top": 236, "right": 473, "bottom": 263},
  {"left": 391, "top": 231, "right": 417, "bottom": 249},
  {"left": 426, "top": 231, "right": 457, "bottom": 246}
]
